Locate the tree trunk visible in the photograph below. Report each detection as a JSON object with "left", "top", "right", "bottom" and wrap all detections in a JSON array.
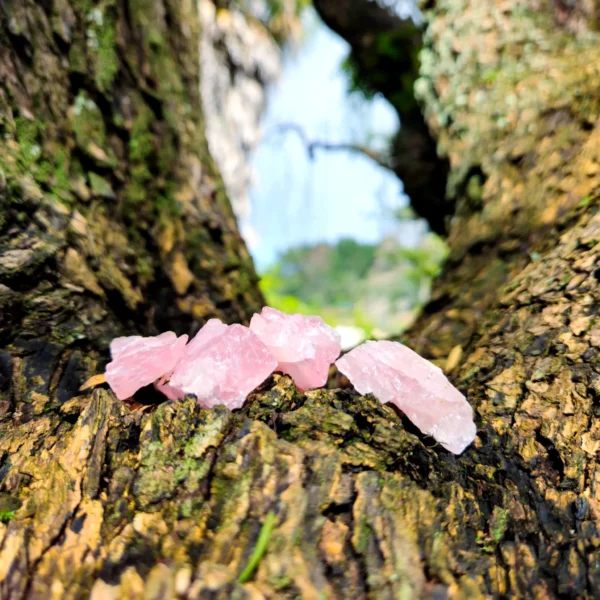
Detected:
[{"left": 2, "top": 0, "right": 600, "bottom": 598}]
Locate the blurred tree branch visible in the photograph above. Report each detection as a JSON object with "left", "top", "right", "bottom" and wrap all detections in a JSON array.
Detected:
[
  {"left": 312, "top": 0, "right": 451, "bottom": 234},
  {"left": 269, "top": 123, "right": 394, "bottom": 171}
]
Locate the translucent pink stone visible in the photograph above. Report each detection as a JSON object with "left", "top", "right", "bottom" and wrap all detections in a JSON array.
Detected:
[
  {"left": 154, "top": 376, "right": 183, "bottom": 401},
  {"left": 105, "top": 332, "right": 189, "bottom": 400},
  {"left": 167, "top": 320, "right": 277, "bottom": 409},
  {"left": 335, "top": 341, "right": 476, "bottom": 454},
  {"left": 250, "top": 307, "right": 341, "bottom": 390}
]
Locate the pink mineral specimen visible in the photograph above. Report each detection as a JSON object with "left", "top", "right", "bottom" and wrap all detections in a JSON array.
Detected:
[
  {"left": 250, "top": 307, "right": 341, "bottom": 390},
  {"left": 105, "top": 332, "right": 189, "bottom": 400},
  {"left": 335, "top": 341, "right": 476, "bottom": 454},
  {"left": 166, "top": 319, "right": 277, "bottom": 409}
]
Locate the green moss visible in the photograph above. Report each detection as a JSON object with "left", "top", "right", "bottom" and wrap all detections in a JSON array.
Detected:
[
  {"left": 89, "top": 173, "right": 115, "bottom": 199},
  {"left": 127, "top": 0, "right": 183, "bottom": 95},
  {"left": 15, "top": 117, "right": 41, "bottom": 147},
  {"left": 123, "top": 103, "right": 160, "bottom": 214},
  {"left": 481, "top": 69, "right": 500, "bottom": 84},
  {"left": 133, "top": 403, "right": 229, "bottom": 508},
  {"left": 155, "top": 190, "right": 181, "bottom": 220},
  {"left": 0, "top": 510, "right": 15, "bottom": 523},
  {"left": 49, "top": 149, "right": 73, "bottom": 203},
  {"left": 82, "top": 4, "right": 119, "bottom": 91},
  {"left": 129, "top": 106, "right": 155, "bottom": 162},
  {"left": 489, "top": 507, "right": 509, "bottom": 543},
  {"left": 8, "top": 118, "right": 75, "bottom": 206},
  {"left": 95, "top": 18, "right": 118, "bottom": 91},
  {"left": 71, "top": 0, "right": 93, "bottom": 12},
  {"left": 134, "top": 440, "right": 176, "bottom": 505},
  {"left": 14, "top": 117, "right": 44, "bottom": 172},
  {"left": 34, "top": 160, "right": 53, "bottom": 184},
  {"left": 179, "top": 498, "right": 193, "bottom": 519},
  {"left": 268, "top": 573, "right": 293, "bottom": 589},
  {"left": 156, "top": 135, "right": 177, "bottom": 176},
  {"left": 0, "top": 494, "right": 20, "bottom": 523},
  {"left": 123, "top": 174, "right": 149, "bottom": 206},
  {"left": 68, "top": 31, "right": 88, "bottom": 73},
  {"left": 355, "top": 516, "right": 373, "bottom": 554},
  {"left": 137, "top": 256, "right": 154, "bottom": 283},
  {"left": 71, "top": 92, "right": 107, "bottom": 150},
  {"left": 173, "top": 458, "right": 198, "bottom": 483}
]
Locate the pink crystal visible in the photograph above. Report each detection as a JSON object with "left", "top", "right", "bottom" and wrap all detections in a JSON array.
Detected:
[
  {"left": 166, "top": 320, "right": 277, "bottom": 409},
  {"left": 250, "top": 307, "right": 341, "bottom": 390},
  {"left": 335, "top": 341, "right": 476, "bottom": 454},
  {"left": 154, "top": 376, "right": 183, "bottom": 401},
  {"left": 105, "top": 332, "right": 189, "bottom": 400}
]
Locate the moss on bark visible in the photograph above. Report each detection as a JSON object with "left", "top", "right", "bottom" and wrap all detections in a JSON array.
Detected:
[{"left": 0, "top": 0, "right": 263, "bottom": 354}]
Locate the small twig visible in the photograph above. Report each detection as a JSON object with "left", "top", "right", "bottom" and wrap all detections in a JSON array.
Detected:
[{"left": 268, "top": 123, "right": 394, "bottom": 172}]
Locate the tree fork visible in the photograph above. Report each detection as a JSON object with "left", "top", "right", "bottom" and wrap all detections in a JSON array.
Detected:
[{"left": 2, "top": 0, "right": 600, "bottom": 598}]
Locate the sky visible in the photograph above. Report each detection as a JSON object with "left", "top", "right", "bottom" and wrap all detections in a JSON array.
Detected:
[{"left": 248, "top": 9, "right": 413, "bottom": 270}]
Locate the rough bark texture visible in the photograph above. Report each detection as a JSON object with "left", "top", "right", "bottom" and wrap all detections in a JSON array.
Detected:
[
  {"left": 3, "top": 1, "right": 600, "bottom": 599},
  {"left": 0, "top": 0, "right": 264, "bottom": 351}
]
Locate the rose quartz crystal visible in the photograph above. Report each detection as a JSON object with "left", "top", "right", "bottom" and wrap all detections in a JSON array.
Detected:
[
  {"left": 105, "top": 332, "right": 189, "bottom": 400},
  {"left": 335, "top": 341, "right": 476, "bottom": 454},
  {"left": 166, "top": 319, "right": 277, "bottom": 409},
  {"left": 250, "top": 307, "right": 341, "bottom": 390}
]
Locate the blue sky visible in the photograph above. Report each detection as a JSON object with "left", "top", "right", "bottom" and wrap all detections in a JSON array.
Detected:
[{"left": 249, "top": 9, "right": 410, "bottom": 270}]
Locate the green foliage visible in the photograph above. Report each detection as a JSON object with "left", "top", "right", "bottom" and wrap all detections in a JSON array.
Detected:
[
  {"left": 341, "top": 54, "right": 378, "bottom": 100},
  {"left": 260, "top": 234, "right": 448, "bottom": 335},
  {"left": 260, "top": 238, "right": 377, "bottom": 311},
  {"left": 378, "top": 237, "right": 447, "bottom": 281},
  {"left": 236, "top": 0, "right": 310, "bottom": 44},
  {"left": 262, "top": 0, "right": 310, "bottom": 19},
  {"left": 340, "top": 28, "right": 421, "bottom": 111}
]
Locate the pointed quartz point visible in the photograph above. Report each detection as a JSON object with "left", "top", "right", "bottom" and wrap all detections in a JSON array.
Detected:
[
  {"left": 166, "top": 320, "right": 277, "bottom": 409},
  {"left": 250, "top": 307, "right": 341, "bottom": 390},
  {"left": 105, "top": 332, "right": 189, "bottom": 400},
  {"left": 335, "top": 340, "right": 476, "bottom": 454}
]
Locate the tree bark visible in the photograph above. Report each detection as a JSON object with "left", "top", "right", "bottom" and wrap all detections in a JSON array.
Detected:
[{"left": 3, "top": 1, "right": 600, "bottom": 599}]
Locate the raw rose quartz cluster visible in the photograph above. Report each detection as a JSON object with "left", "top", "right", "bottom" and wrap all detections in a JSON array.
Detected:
[
  {"left": 158, "top": 321, "right": 277, "bottom": 409},
  {"left": 250, "top": 307, "right": 341, "bottom": 390},
  {"left": 104, "top": 308, "right": 340, "bottom": 410},
  {"left": 335, "top": 341, "right": 476, "bottom": 454},
  {"left": 105, "top": 308, "right": 475, "bottom": 454}
]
